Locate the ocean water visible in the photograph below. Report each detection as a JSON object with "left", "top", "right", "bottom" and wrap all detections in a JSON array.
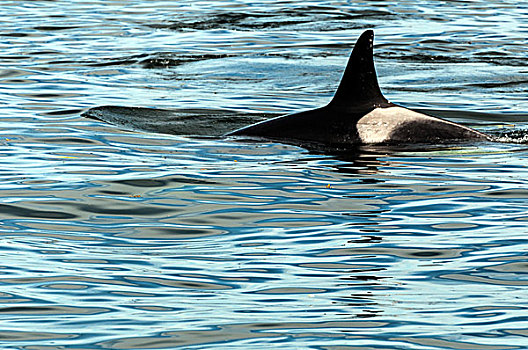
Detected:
[{"left": 1, "top": 1, "right": 528, "bottom": 349}]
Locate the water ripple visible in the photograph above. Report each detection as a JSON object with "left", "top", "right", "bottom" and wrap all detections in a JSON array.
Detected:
[{"left": 1, "top": 1, "right": 528, "bottom": 349}]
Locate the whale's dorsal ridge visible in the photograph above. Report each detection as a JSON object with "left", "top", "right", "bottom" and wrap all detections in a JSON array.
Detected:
[
  {"left": 329, "top": 29, "right": 388, "bottom": 110},
  {"left": 226, "top": 29, "right": 492, "bottom": 146}
]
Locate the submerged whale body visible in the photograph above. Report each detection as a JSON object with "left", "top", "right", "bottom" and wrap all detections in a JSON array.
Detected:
[{"left": 227, "top": 30, "right": 492, "bottom": 146}]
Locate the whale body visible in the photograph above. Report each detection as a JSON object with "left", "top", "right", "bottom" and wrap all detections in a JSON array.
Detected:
[{"left": 227, "top": 30, "right": 492, "bottom": 146}]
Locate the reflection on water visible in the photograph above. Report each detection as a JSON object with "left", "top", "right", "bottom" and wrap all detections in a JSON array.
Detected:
[
  {"left": 1, "top": 0, "right": 528, "bottom": 349},
  {"left": 2, "top": 126, "right": 528, "bottom": 349}
]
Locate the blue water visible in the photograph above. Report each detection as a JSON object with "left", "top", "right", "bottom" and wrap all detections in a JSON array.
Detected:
[{"left": 1, "top": 1, "right": 528, "bottom": 349}]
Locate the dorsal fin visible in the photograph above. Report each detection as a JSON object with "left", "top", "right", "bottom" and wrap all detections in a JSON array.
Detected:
[{"left": 329, "top": 30, "right": 387, "bottom": 109}]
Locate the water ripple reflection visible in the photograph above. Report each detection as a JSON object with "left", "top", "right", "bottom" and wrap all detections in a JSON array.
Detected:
[{"left": 1, "top": 0, "right": 528, "bottom": 349}]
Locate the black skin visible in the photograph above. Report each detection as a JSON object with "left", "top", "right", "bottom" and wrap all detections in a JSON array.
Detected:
[{"left": 227, "top": 30, "right": 491, "bottom": 146}]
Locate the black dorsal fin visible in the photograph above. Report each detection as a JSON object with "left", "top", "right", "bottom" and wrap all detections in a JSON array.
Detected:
[{"left": 329, "top": 30, "right": 387, "bottom": 109}]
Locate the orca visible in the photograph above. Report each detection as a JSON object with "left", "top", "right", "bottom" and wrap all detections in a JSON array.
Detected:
[{"left": 227, "top": 30, "right": 492, "bottom": 146}]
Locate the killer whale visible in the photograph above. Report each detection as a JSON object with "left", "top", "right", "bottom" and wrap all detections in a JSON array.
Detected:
[{"left": 227, "top": 30, "right": 492, "bottom": 146}]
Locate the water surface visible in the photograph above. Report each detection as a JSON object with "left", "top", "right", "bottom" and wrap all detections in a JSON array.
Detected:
[{"left": 1, "top": 1, "right": 528, "bottom": 349}]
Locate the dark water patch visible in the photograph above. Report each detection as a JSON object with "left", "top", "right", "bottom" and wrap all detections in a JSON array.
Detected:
[
  {"left": 0, "top": 229, "right": 102, "bottom": 242},
  {"left": 43, "top": 137, "right": 101, "bottom": 145},
  {"left": 114, "top": 176, "right": 218, "bottom": 188},
  {"left": 15, "top": 92, "right": 85, "bottom": 100},
  {"left": 0, "top": 55, "right": 31, "bottom": 61},
  {"left": 0, "top": 305, "right": 111, "bottom": 315},
  {"left": 0, "top": 275, "right": 135, "bottom": 287},
  {"left": 476, "top": 56, "right": 528, "bottom": 67},
  {"left": 41, "top": 108, "right": 86, "bottom": 117},
  {"left": 469, "top": 79, "right": 528, "bottom": 89},
  {"left": 140, "top": 53, "right": 236, "bottom": 69},
  {"left": 99, "top": 320, "right": 386, "bottom": 349},
  {"left": 85, "top": 53, "right": 148, "bottom": 67},
  {"left": 440, "top": 273, "right": 528, "bottom": 286},
  {"left": 378, "top": 52, "right": 471, "bottom": 64},
  {"left": 377, "top": 47, "right": 527, "bottom": 67},
  {"left": 0, "top": 32, "right": 36, "bottom": 38},
  {"left": 149, "top": 7, "right": 395, "bottom": 32},
  {"left": 298, "top": 262, "right": 380, "bottom": 271},
  {"left": 0, "top": 203, "right": 77, "bottom": 220},
  {"left": 253, "top": 287, "right": 330, "bottom": 294},
  {"left": 117, "top": 227, "right": 227, "bottom": 240},
  {"left": 123, "top": 276, "right": 235, "bottom": 290},
  {"left": 76, "top": 201, "right": 175, "bottom": 217},
  {"left": 27, "top": 50, "right": 63, "bottom": 56},
  {"left": 53, "top": 258, "right": 144, "bottom": 266},
  {"left": 0, "top": 330, "right": 79, "bottom": 341},
  {"left": 319, "top": 247, "right": 471, "bottom": 259},
  {"left": 115, "top": 179, "right": 167, "bottom": 188},
  {"left": 0, "top": 76, "right": 34, "bottom": 85},
  {"left": 0, "top": 68, "right": 28, "bottom": 79},
  {"left": 390, "top": 336, "right": 519, "bottom": 350},
  {"left": 503, "top": 329, "right": 528, "bottom": 337},
  {"left": 33, "top": 25, "right": 83, "bottom": 31},
  {"left": 485, "top": 262, "right": 528, "bottom": 274},
  {"left": 480, "top": 189, "right": 528, "bottom": 198},
  {"left": 125, "top": 305, "right": 184, "bottom": 312}
]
